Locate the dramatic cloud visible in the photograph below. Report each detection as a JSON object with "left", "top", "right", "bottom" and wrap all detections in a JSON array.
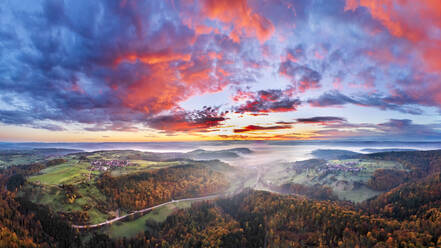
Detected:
[
  {"left": 308, "top": 91, "right": 423, "bottom": 115},
  {"left": 234, "top": 124, "right": 291, "bottom": 133},
  {"left": 1, "top": 0, "right": 441, "bottom": 141},
  {"left": 308, "top": 91, "right": 357, "bottom": 107},
  {"left": 234, "top": 89, "right": 301, "bottom": 114},
  {"left": 345, "top": 0, "right": 441, "bottom": 108},
  {"left": 309, "top": 118, "right": 441, "bottom": 140},
  {"left": 147, "top": 107, "right": 227, "bottom": 132},
  {"left": 377, "top": 119, "right": 441, "bottom": 138},
  {"left": 0, "top": 0, "right": 247, "bottom": 133},
  {"left": 199, "top": 0, "right": 275, "bottom": 43},
  {"left": 296, "top": 116, "right": 346, "bottom": 124},
  {"left": 345, "top": 0, "right": 441, "bottom": 70}
]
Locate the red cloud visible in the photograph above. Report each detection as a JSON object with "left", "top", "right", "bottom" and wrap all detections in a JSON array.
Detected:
[
  {"left": 295, "top": 116, "right": 346, "bottom": 125},
  {"left": 201, "top": 0, "right": 275, "bottom": 43},
  {"left": 122, "top": 63, "right": 184, "bottom": 114},
  {"left": 113, "top": 48, "right": 231, "bottom": 115},
  {"left": 234, "top": 124, "right": 291, "bottom": 133},
  {"left": 232, "top": 88, "right": 254, "bottom": 102},
  {"left": 148, "top": 107, "right": 227, "bottom": 132},
  {"left": 114, "top": 50, "right": 191, "bottom": 65}
]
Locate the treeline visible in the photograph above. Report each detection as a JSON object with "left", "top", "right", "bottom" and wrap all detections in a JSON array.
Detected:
[
  {"left": 45, "top": 158, "right": 67, "bottom": 167},
  {"left": 0, "top": 163, "right": 45, "bottom": 187},
  {"left": 97, "top": 164, "right": 229, "bottom": 211},
  {"left": 0, "top": 159, "right": 65, "bottom": 190}
]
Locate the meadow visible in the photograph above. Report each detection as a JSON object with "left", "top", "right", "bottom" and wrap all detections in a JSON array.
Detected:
[
  {"left": 260, "top": 158, "right": 406, "bottom": 202},
  {"left": 106, "top": 201, "right": 193, "bottom": 239}
]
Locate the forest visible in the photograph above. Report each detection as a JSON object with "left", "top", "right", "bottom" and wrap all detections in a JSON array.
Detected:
[
  {"left": 97, "top": 164, "right": 230, "bottom": 211},
  {"left": 0, "top": 150, "right": 440, "bottom": 247},
  {"left": 86, "top": 189, "right": 441, "bottom": 247}
]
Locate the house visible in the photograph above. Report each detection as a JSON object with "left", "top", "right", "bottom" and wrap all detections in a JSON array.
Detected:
[{"left": 90, "top": 159, "right": 129, "bottom": 171}]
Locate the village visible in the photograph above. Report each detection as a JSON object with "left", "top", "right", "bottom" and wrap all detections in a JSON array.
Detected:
[
  {"left": 90, "top": 159, "right": 130, "bottom": 171},
  {"left": 320, "top": 161, "right": 366, "bottom": 173}
]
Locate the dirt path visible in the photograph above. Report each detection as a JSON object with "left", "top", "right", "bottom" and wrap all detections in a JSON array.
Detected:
[{"left": 72, "top": 194, "right": 219, "bottom": 229}]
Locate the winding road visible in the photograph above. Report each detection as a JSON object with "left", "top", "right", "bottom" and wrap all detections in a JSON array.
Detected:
[{"left": 72, "top": 194, "right": 220, "bottom": 229}]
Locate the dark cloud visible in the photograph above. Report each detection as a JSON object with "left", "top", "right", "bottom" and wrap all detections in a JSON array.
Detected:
[
  {"left": 0, "top": 110, "right": 66, "bottom": 131},
  {"left": 377, "top": 119, "right": 441, "bottom": 138},
  {"left": 387, "top": 81, "right": 441, "bottom": 110},
  {"left": 275, "top": 121, "right": 296, "bottom": 125},
  {"left": 311, "top": 118, "right": 441, "bottom": 141},
  {"left": 235, "top": 89, "right": 301, "bottom": 114},
  {"left": 0, "top": 110, "right": 35, "bottom": 126},
  {"left": 308, "top": 90, "right": 423, "bottom": 115},
  {"left": 147, "top": 107, "right": 227, "bottom": 132},
  {"left": 307, "top": 91, "right": 357, "bottom": 106},
  {"left": 0, "top": 0, "right": 440, "bottom": 139},
  {"left": 296, "top": 116, "right": 346, "bottom": 124},
  {"left": 233, "top": 124, "right": 291, "bottom": 133},
  {"left": 0, "top": 0, "right": 253, "bottom": 132},
  {"left": 34, "top": 124, "right": 66, "bottom": 131},
  {"left": 84, "top": 122, "right": 139, "bottom": 132}
]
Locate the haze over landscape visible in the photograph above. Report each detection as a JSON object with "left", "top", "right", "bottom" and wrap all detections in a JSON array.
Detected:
[{"left": 1, "top": 0, "right": 441, "bottom": 247}]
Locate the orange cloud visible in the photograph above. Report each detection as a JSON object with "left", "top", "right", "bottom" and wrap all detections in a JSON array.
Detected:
[
  {"left": 115, "top": 50, "right": 230, "bottom": 115},
  {"left": 124, "top": 63, "right": 184, "bottom": 114},
  {"left": 115, "top": 49, "right": 191, "bottom": 65},
  {"left": 201, "top": 0, "right": 275, "bottom": 43},
  {"left": 234, "top": 124, "right": 291, "bottom": 133}
]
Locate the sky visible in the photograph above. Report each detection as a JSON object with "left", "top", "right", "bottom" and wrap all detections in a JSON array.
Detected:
[{"left": 1, "top": 0, "right": 441, "bottom": 142}]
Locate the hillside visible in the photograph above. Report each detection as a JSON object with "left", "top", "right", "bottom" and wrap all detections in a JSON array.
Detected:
[
  {"left": 20, "top": 150, "right": 234, "bottom": 226},
  {"left": 87, "top": 190, "right": 441, "bottom": 247},
  {"left": 0, "top": 149, "right": 440, "bottom": 247}
]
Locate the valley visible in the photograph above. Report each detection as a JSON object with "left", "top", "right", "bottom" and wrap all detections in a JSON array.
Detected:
[{"left": 0, "top": 145, "right": 440, "bottom": 247}]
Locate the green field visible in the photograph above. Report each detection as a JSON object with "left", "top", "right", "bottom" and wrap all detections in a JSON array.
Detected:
[
  {"left": 28, "top": 161, "right": 99, "bottom": 185},
  {"left": 23, "top": 182, "right": 110, "bottom": 224},
  {"left": 260, "top": 158, "right": 406, "bottom": 202},
  {"left": 106, "top": 201, "right": 193, "bottom": 239},
  {"left": 110, "top": 160, "right": 182, "bottom": 176}
]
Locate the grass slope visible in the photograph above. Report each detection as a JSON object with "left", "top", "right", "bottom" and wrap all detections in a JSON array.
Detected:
[{"left": 106, "top": 201, "right": 193, "bottom": 239}]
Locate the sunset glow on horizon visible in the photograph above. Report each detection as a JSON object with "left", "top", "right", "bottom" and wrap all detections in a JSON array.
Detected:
[{"left": 1, "top": 0, "right": 441, "bottom": 142}]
